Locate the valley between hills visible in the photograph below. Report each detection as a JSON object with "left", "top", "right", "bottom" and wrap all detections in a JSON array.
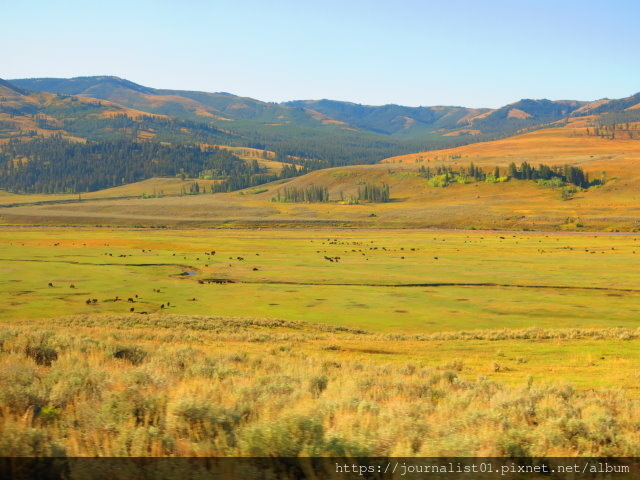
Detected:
[{"left": 1, "top": 77, "right": 640, "bottom": 460}]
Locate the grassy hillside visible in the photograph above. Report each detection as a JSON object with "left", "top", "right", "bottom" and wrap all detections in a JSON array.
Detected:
[{"left": 3, "top": 124, "right": 639, "bottom": 230}]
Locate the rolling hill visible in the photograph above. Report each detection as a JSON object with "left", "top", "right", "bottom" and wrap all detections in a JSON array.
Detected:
[
  {"left": 12, "top": 76, "right": 623, "bottom": 157},
  {"left": 2, "top": 113, "right": 639, "bottom": 231}
]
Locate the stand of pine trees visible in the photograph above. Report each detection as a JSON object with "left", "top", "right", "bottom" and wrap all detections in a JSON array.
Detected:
[
  {"left": 358, "top": 183, "right": 390, "bottom": 202},
  {"left": 419, "top": 161, "right": 594, "bottom": 189},
  {"left": 273, "top": 185, "right": 329, "bottom": 203},
  {"left": 507, "top": 162, "right": 592, "bottom": 188}
]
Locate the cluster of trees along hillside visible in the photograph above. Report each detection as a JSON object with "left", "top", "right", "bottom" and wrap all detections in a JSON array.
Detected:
[
  {"left": 585, "top": 122, "right": 640, "bottom": 140},
  {"left": 418, "top": 162, "right": 595, "bottom": 189},
  {"left": 358, "top": 183, "right": 390, "bottom": 202},
  {"left": 0, "top": 137, "right": 299, "bottom": 194},
  {"left": 273, "top": 182, "right": 391, "bottom": 204},
  {"left": 272, "top": 185, "right": 330, "bottom": 203}
]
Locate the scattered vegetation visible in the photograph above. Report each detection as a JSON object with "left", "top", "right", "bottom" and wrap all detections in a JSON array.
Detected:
[{"left": 1, "top": 316, "right": 639, "bottom": 456}]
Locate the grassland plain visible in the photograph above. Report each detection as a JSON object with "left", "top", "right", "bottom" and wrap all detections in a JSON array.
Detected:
[
  {"left": 1, "top": 225, "right": 640, "bottom": 462},
  {"left": 1, "top": 227, "right": 640, "bottom": 460},
  {"left": 2, "top": 227, "right": 640, "bottom": 332}
]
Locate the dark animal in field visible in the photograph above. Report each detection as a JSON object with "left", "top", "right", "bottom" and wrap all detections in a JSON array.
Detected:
[
  {"left": 130, "top": 307, "right": 135, "bottom": 312},
  {"left": 86, "top": 299, "right": 92, "bottom": 304},
  {"left": 161, "top": 304, "right": 165, "bottom": 309},
  {"left": 70, "top": 284, "right": 75, "bottom": 289},
  {"left": 26, "top": 345, "right": 57, "bottom": 366},
  {"left": 113, "top": 347, "right": 146, "bottom": 365},
  {"left": 48, "top": 283, "right": 53, "bottom": 287},
  {"left": 128, "top": 298, "right": 134, "bottom": 303}
]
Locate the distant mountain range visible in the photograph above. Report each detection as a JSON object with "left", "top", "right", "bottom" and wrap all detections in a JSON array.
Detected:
[
  {"left": 1, "top": 75, "right": 639, "bottom": 194},
  {"left": 6, "top": 76, "right": 640, "bottom": 147},
  {"left": 12, "top": 76, "right": 629, "bottom": 139}
]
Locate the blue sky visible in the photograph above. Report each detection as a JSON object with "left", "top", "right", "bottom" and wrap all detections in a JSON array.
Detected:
[{"left": 3, "top": 0, "right": 639, "bottom": 107}]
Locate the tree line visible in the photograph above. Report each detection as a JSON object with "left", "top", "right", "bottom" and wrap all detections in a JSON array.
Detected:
[
  {"left": 272, "top": 182, "right": 392, "bottom": 204},
  {"left": 0, "top": 137, "right": 271, "bottom": 193},
  {"left": 272, "top": 185, "right": 329, "bottom": 203},
  {"left": 418, "top": 161, "right": 595, "bottom": 189}
]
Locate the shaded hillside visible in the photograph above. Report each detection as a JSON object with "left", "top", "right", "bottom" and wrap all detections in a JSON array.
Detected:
[
  {"left": 0, "top": 137, "right": 269, "bottom": 193},
  {"left": 468, "top": 99, "right": 586, "bottom": 133},
  {"left": 284, "top": 99, "right": 489, "bottom": 136}
]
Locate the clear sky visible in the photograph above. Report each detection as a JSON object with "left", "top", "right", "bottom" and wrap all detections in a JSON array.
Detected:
[{"left": 3, "top": 0, "right": 639, "bottom": 108}]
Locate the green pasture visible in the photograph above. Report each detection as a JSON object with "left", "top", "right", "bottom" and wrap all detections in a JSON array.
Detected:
[{"left": 1, "top": 227, "right": 639, "bottom": 333}]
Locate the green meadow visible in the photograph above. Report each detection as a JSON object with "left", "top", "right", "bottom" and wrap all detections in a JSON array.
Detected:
[
  {"left": 1, "top": 227, "right": 640, "bottom": 458},
  {"left": 2, "top": 227, "right": 639, "bottom": 333}
]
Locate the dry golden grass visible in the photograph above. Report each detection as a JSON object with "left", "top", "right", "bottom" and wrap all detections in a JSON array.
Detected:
[
  {"left": 0, "top": 178, "right": 221, "bottom": 206},
  {"left": 2, "top": 159, "right": 639, "bottom": 231},
  {"left": 383, "top": 125, "right": 640, "bottom": 178},
  {"left": 1, "top": 315, "right": 639, "bottom": 457}
]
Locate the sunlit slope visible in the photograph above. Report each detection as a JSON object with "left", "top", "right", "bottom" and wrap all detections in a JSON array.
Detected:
[
  {"left": 383, "top": 122, "right": 640, "bottom": 178},
  {"left": 0, "top": 178, "right": 222, "bottom": 206},
  {"left": 0, "top": 80, "right": 174, "bottom": 144}
]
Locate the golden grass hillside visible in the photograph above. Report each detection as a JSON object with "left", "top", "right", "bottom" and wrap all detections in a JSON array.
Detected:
[
  {"left": 383, "top": 122, "right": 640, "bottom": 179},
  {"left": 0, "top": 178, "right": 221, "bottom": 206}
]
